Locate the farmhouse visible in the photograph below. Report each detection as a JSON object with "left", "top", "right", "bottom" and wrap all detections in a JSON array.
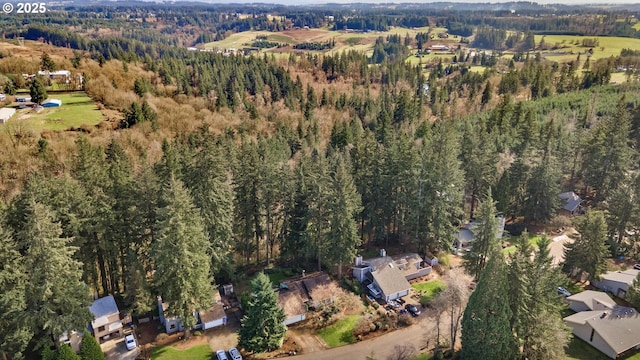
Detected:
[
  {"left": 428, "top": 45, "right": 450, "bottom": 51},
  {"left": 89, "top": 295, "right": 123, "bottom": 343},
  {"left": 559, "top": 191, "right": 583, "bottom": 215},
  {"left": 0, "top": 108, "right": 16, "bottom": 123},
  {"left": 352, "top": 249, "right": 427, "bottom": 302},
  {"left": 564, "top": 291, "right": 640, "bottom": 359},
  {"left": 454, "top": 215, "right": 506, "bottom": 250},
  {"left": 278, "top": 272, "right": 337, "bottom": 325},
  {"left": 592, "top": 269, "right": 640, "bottom": 299}
]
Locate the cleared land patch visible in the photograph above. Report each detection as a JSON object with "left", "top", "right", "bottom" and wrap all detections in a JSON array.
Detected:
[{"left": 11, "top": 92, "right": 104, "bottom": 131}]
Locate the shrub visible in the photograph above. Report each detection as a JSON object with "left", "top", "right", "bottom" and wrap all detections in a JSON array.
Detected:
[
  {"left": 155, "top": 333, "right": 169, "bottom": 342},
  {"left": 352, "top": 318, "right": 374, "bottom": 337},
  {"left": 193, "top": 331, "right": 202, "bottom": 337},
  {"left": 398, "top": 313, "right": 415, "bottom": 327},
  {"left": 438, "top": 253, "right": 451, "bottom": 267}
]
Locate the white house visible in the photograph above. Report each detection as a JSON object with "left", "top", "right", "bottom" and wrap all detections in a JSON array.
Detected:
[
  {"left": 158, "top": 291, "right": 228, "bottom": 334},
  {"left": 593, "top": 269, "right": 640, "bottom": 299},
  {"left": 564, "top": 291, "right": 640, "bottom": 359},
  {"left": 352, "top": 250, "right": 418, "bottom": 302}
]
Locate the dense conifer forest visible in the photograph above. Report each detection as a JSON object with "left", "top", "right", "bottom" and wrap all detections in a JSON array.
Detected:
[{"left": 2, "top": 2, "right": 640, "bottom": 359}]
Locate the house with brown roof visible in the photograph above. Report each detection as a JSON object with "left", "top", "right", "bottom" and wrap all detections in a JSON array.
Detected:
[
  {"left": 564, "top": 291, "right": 640, "bottom": 359},
  {"left": 278, "top": 272, "right": 337, "bottom": 325}
]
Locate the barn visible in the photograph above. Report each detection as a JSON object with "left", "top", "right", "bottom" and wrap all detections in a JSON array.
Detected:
[{"left": 42, "top": 99, "right": 62, "bottom": 107}]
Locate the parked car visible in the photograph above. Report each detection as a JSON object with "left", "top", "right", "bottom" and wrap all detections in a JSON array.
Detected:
[
  {"left": 216, "top": 350, "right": 229, "bottom": 360},
  {"left": 634, "top": 264, "right": 640, "bottom": 270},
  {"left": 228, "top": 347, "right": 242, "bottom": 360},
  {"left": 557, "top": 287, "right": 572, "bottom": 297},
  {"left": 388, "top": 300, "right": 401, "bottom": 308},
  {"left": 405, "top": 304, "right": 421, "bottom": 317},
  {"left": 124, "top": 334, "right": 137, "bottom": 351},
  {"left": 396, "top": 298, "right": 406, "bottom": 305}
]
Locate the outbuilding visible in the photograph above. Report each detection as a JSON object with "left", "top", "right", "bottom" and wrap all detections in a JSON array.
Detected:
[
  {"left": 42, "top": 99, "right": 62, "bottom": 107},
  {"left": 0, "top": 108, "right": 16, "bottom": 123}
]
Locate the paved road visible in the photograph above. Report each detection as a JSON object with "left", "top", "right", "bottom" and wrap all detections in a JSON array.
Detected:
[{"left": 292, "top": 312, "right": 441, "bottom": 360}]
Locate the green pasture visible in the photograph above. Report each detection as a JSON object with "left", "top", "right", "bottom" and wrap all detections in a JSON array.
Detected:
[
  {"left": 13, "top": 92, "right": 103, "bottom": 132},
  {"left": 535, "top": 35, "right": 640, "bottom": 61}
]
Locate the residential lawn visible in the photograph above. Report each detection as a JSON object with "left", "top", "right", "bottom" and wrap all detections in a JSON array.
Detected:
[
  {"left": 414, "top": 353, "right": 431, "bottom": 360},
  {"left": 151, "top": 344, "right": 212, "bottom": 360},
  {"left": 265, "top": 268, "right": 294, "bottom": 285},
  {"left": 412, "top": 280, "right": 446, "bottom": 298},
  {"left": 317, "top": 314, "right": 359, "bottom": 347},
  {"left": 565, "top": 335, "right": 640, "bottom": 360},
  {"left": 504, "top": 234, "right": 544, "bottom": 256},
  {"left": 14, "top": 92, "right": 103, "bottom": 131}
]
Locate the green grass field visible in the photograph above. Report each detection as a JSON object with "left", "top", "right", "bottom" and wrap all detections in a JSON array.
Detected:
[
  {"left": 15, "top": 92, "right": 103, "bottom": 132},
  {"left": 503, "top": 234, "right": 545, "bottom": 256},
  {"left": 317, "top": 314, "right": 359, "bottom": 348},
  {"left": 535, "top": 35, "right": 640, "bottom": 61},
  {"left": 151, "top": 344, "right": 212, "bottom": 360}
]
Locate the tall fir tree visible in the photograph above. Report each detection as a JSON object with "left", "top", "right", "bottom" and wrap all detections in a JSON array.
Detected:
[
  {"left": 461, "top": 252, "right": 517, "bottom": 360},
  {"left": 562, "top": 210, "right": 610, "bottom": 282},
  {"left": 18, "top": 201, "right": 92, "bottom": 351},
  {"left": 0, "top": 221, "right": 30, "bottom": 360},
  {"left": 152, "top": 177, "right": 213, "bottom": 338},
  {"left": 79, "top": 330, "right": 104, "bottom": 360},
  {"left": 238, "top": 273, "right": 287, "bottom": 353},
  {"left": 463, "top": 189, "right": 500, "bottom": 280},
  {"left": 325, "top": 152, "right": 363, "bottom": 276}
]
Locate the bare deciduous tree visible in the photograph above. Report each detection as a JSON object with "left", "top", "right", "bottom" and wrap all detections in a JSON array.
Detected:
[
  {"left": 431, "top": 267, "right": 471, "bottom": 353},
  {"left": 387, "top": 344, "right": 416, "bottom": 360}
]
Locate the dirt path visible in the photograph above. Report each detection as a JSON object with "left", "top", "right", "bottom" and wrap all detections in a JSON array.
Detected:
[{"left": 287, "top": 327, "right": 327, "bottom": 354}]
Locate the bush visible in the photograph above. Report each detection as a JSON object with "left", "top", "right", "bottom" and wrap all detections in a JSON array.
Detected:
[
  {"left": 438, "top": 254, "right": 451, "bottom": 267},
  {"left": 352, "top": 318, "right": 374, "bottom": 337},
  {"left": 193, "top": 331, "right": 202, "bottom": 336},
  {"left": 397, "top": 313, "right": 415, "bottom": 327},
  {"left": 155, "top": 333, "right": 169, "bottom": 342}
]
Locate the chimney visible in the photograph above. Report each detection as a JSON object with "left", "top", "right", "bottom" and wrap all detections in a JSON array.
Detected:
[
  {"left": 355, "top": 255, "right": 363, "bottom": 266},
  {"left": 380, "top": 248, "right": 386, "bottom": 257}
]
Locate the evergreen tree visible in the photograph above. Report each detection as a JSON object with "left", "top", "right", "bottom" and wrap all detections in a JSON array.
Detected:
[
  {"left": 79, "top": 331, "right": 104, "bottom": 360},
  {"left": 562, "top": 210, "right": 610, "bottom": 282},
  {"left": 523, "top": 156, "right": 561, "bottom": 224},
  {"left": 152, "top": 177, "right": 213, "bottom": 338},
  {"left": 18, "top": 201, "right": 92, "bottom": 351},
  {"left": 41, "top": 53, "right": 56, "bottom": 72},
  {"left": 463, "top": 189, "right": 500, "bottom": 280},
  {"left": 481, "top": 80, "right": 492, "bottom": 107},
  {"left": 461, "top": 252, "right": 517, "bottom": 360},
  {"left": 55, "top": 343, "right": 80, "bottom": 360},
  {"left": 238, "top": 273, "right": 286, "bottom": 353},
  {"left": 30, "top": 77, "right": 48, "bottom": 105},
  {"left": 0, "top": 222, "right": 30, "bottom": 360},
  {"left": 325, "top": 152, "right": 362, "bottom": 276},
  {"left": 626, "top": 273, "right": 640, "bottom": 310}
]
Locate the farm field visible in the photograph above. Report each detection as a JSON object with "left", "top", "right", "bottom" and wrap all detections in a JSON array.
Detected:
[
  {"left": 534, "top": 35, "right": 640, "bottom": 61},
  {"left": 203, "top": 26, "right": 460, "bottom": 56},
  {"left": 10, "top": 92, "right": 104, "bottom": 131}
]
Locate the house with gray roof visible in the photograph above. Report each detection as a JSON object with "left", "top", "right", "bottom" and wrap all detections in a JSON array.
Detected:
[
  {"left": 564, "top": 291, "right": 640, "bottom": 359},
  {"left": 352, "top": 249, "right": 420, "bottom": 302},
  {"left": 559, "top": 191, "right": 583, "bottom": 215},
  {"left": 454, "top": 215, "right": 506, "bottom": 250},
  {"left": 89, "top": 295, "right": 123, "bottom": 342},
  {"left": 593, "top": 269, "right": 640, "bottom": 299},
  {"left": 566, "top": 290, "right": 616, "bottom": 313}
]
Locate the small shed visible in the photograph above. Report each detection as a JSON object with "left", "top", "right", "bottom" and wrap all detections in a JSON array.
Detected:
[
  {"left": 0, "top": 108, "right": 16, "bottom": 123},
  {"left": 42, "top": 99, "right": 62, "bottom": 108}
]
